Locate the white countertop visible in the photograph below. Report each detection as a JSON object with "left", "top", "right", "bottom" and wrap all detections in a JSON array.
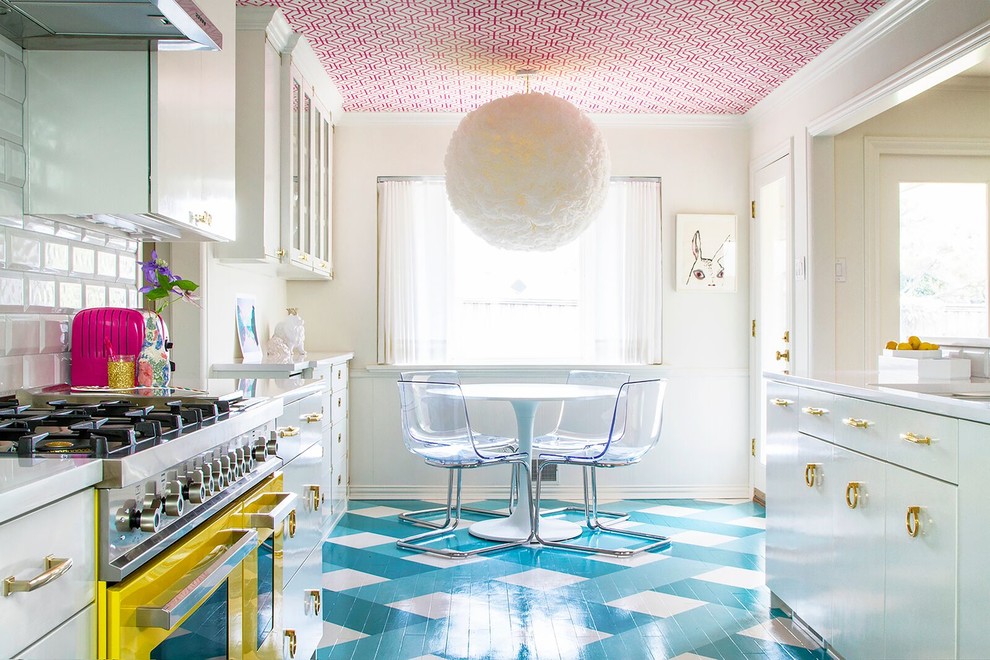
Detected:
[
  {"left": 766, "top": 373, "right": 990, "bottom": 425},
  {"left": 0, "top": 458, "right": 103, "bottom": 525},
  {"left": 211, "top": 351, "right": 354, "bottom": 376}
]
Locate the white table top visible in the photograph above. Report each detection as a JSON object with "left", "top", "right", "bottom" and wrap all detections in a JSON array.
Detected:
[{"left": 458, "top": 382, "right": 618, "bottom": 402}]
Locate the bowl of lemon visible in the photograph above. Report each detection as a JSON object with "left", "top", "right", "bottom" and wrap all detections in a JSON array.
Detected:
[{"left": 883, "top": 335, "right": 942, "bottom": 358}]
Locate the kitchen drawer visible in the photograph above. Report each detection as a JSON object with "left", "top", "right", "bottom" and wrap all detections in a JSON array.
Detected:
[
  {"left": 885, "top": 407, "right": 958, "bottom": 484},
  {"left": 281, "top": 543, "right": 322, "bottom": 660},
  {"left": 14, "top": 602, "right": 95, "bottom": 659},
  {"left": 331, "top": 362, "right": 348, "bottom": 392},
  {"left": 0, "top": 490, "right": 96, "bottom": 659},
  {"left": 281, "top": 440, "right": 325, "bottom": 585},
  {"left": 798, "top": 389, "right": 835, "bottom": 442},
  {"left": 833, "top": 396, "right": 888, "bottom": 458},
  {"left": 275, "top": 390, "right": 326, "bottom": 463},
  {"left": 331, "top": 388, "right": 347, "bottom": 425}
]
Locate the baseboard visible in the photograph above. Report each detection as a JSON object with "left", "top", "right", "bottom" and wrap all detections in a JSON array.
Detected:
[{"left": 348, "top": 483, "right": 752, "bottom": 501}]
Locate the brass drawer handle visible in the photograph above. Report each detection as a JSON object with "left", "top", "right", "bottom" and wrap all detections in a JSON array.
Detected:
[
  {"left": 308, "top": 589, "right": 321, "bottom": 616},
  {"left": 278, "top": 426, "right": 300, "bottom": 438},
  {"left": 906, "top": 506, "right": 922, "bottom": 537},
  {"left": 843, "top": 417, "right": 871, "bottom": 429},
  {"left": 306, "top": 484, "right": 321, "bottom": 511},
  {"left": 805, "top": 463, "right": 820, "bottom": 488},
  {"left": 900, "top": 432, "right": 932, "bottom": 445},
  {"left": 845, "top": 482, "right": 861, "bottom": 509},
  {"left": 305, "top": 413, "right": 323, "bottom": 423},
  {"left": 802, "top": 407, "right": 828, "bottom": 417},
  {"left": 775, "top": 349, "right": 790, "bottom": 361},
  {"left": 285, "top": 628, "right": 297, "bottom": 657},
  {"left": 771, "top": 398, "right": 793, "bottom": 407},
  {"left": 3, "top": 555, "right": 72, "bottom": 597},
  {"left": 287, "top": 510, "right": 297, "bottom": 537},
  {"left": 337, "top": 432, "right": 342, "bottom": 444},
  {"left": 337, "top": 397, "right": 342, "bottom": 408}
]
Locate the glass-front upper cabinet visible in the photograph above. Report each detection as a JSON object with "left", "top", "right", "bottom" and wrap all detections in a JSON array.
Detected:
[{"left": 285, "top": 63, "right": 334, "bottom": 279}]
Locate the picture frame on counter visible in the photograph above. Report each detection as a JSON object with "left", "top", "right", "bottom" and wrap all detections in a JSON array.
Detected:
[{"left": 235, "top": 294, "right": 263, "bottom": 363}]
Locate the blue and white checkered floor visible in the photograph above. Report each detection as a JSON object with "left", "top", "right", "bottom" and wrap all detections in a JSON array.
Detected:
[{"left": 317, "top": 498, "right": 824, "bottom": 659}]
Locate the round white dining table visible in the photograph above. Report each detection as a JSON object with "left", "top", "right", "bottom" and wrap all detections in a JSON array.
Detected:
[{"left": 458, "top": 382, "right": 619, "bottom": 543}]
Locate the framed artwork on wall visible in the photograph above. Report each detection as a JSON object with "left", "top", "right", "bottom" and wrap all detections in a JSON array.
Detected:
[
  {"left": 675, "top": 213, "right": 738, "bottom": 292},
  {"left": 235, "top": 294, "right": 263, "bottom": 363}
]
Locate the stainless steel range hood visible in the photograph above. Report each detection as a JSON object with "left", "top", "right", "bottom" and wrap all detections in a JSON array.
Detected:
[{"left": 0, "top": 0, "right": 222, "bottom": 50}]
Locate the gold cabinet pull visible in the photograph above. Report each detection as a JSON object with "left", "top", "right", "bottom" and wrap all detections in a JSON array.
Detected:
[
  {"left": 804, "top": 463, "right": 820, "bottom": 488},
  {"left": 775, "top": 349, "right": 790, "bottom": 361},
  {"left": 308, "top": 589, "right": 321, "bottom": 616},
  {"left": 3, "top": 555, "right": 72, "bottom": 597},
  {"left": 337, "top": 431, "right": 343, "bottom": 444},
  {"left": 278, "top": 426, "right": 300, "bottom": 438},
  {"left": 337, "top": 397, "right": 342, "bottom": 408},
  {"left": 284, "top": 628, "right": 297, "bottom": 657},
  {"left": 900, "top": 432, "right": 932, "bottom": 445},
  {"left": 771, "top": 398, "right": 793, "bottom": 407},
  {"left": 306, "top": 484, "right": 321, "bottom": 511},
  {"left": 802, "top": 407, "right": 828, "bottom": 417},
  {"left": 287, "top": 509, "right": 297, "bottom": 538},
  {"left": 305, "top": 413, "right": 323, "bottom": 423},
  {"left": 906, "top": 506, "right": 922, "bottom": 537},
  {"left": 843, "top": 417, "right": 870, "bottom": 429},
  {"left": 845, "top": 482, "right": 861, "bottom": 509}
]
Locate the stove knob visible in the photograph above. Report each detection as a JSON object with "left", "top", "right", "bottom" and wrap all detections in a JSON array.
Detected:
[
  {"left": 185, "top": 471, "right": 207, "bottom": 504},
  {"left": 266, "top": 432, "right": 278, "bottom": 457},
  {"left": 164, "top": 482, "right": 184, "bottom": 517},
  {"left": 226, "top": 452, "right": 242, "bottom": 479},
  {"left": 139, "top": 498, "right": 163, "bottom": 532},
  {"left": 234, "top": 447, "right": 249, "bottom": 473},
  {"left": 199, "top": 464, "right": 216, "bottom": 495},
  {"left": 252, "top": 443, "right": 267, "bottom": 462},
  {"left": 213, "top": 459, "right": 229, "bottom": 488}
]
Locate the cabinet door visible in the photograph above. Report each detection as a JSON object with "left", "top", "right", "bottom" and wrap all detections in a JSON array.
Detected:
[
  {"left": 281, "top": 440, "right": 325, "bottom": 584},
  {"left": 765, "top": 382, "right": 802, "bottom": 608},
  {"left": 791, "top": 434, "right": 834, "bottom": 639},
  {"left": 884, "top": 467, "right": 957, "bottom": 659},
  {"left": 830, "top": 446, "right": 886, "bottom": 658},
  {"left": 311, "top": 94, "right": 333, "bottom": 277}
]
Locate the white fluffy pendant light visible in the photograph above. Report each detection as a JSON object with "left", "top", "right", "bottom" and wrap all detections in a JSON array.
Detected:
[{"left": 444, "top": 78, "right": 611, "bottom": 252}]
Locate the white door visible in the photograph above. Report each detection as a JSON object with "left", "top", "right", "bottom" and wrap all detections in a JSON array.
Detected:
[
  {"left": 876, "top": 153, "right": 990, "bottom": 346},
  {"left": 751, "top": 155, "right": 793, "bottom": 496}
]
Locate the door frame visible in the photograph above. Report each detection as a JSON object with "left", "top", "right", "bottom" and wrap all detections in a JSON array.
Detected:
[
  {"left": 864, "top": 138, "right": 990, "bottom": 360},
  {"left": 750, "top": 143, "right": 794, "bottom": 499}
]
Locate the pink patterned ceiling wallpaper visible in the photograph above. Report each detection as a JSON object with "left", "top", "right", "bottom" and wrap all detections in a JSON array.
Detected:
[{"left": 237, "top": 0, "right": 887, "bottom": 114}]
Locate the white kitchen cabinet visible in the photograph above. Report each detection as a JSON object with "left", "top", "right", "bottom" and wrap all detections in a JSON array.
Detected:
[
  {"left": 23, "top": 0, "right": 236, "bottom": 241},
  {"left": 0, "top": 489, "right": 96, "bottom": 659},
  {"left": 766, "top": 378, "right": 963, "bottom": 659},
  {"left": 281, "top": 545, "right": 322, "bottom": 660},
  {"left": 218, "top": 6, "right": 338, "bottom": 278}
]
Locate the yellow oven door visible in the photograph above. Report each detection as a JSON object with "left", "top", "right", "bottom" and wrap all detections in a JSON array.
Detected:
[
  {"left": 236, "top": 474, "right": 297, "bottom": 660},
  {"left": 103, "top": 509, "right": 257, "bottom": 660}
]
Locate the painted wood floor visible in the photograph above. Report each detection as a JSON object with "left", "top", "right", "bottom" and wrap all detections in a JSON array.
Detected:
[{"left": 316, "top": 498, "right": 823, "bottom": 659}]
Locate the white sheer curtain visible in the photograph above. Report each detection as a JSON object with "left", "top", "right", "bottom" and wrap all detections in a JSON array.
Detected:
[{"left": 378, "top": 177, "right": 662, "bottom": 365}]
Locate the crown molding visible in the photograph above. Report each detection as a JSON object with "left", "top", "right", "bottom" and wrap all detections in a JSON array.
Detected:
[
  {"left": 336, "top": 110, "right": 745, "bottom": 129},
  {"left": 746, "top": 0, "right": 932, "bottom": 125}
]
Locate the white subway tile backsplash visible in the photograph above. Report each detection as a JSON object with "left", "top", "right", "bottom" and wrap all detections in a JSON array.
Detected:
[
  {"left": 27, "top": 276, "right": 56, "bottom": 311},
  {"left": 57, "top": 353, "right": 70, "bottom": 384},
  {"left": 7, "top": 315, "right": 40, "bottom": 356},
  {"left": 85, "top": 284, "right": 106, "bottom": 308},
  {"left": 97, "top": 251, "right": 117, "bottom": 278},
  {"left": 41, "top": 316, "right": 69, "bottom": 354},
  {"left": 0, "top": 355, "right": 23, "bottom": 393},
  {"left": 71, "top": 246, "right": 95, "bottom": 275},
  {"left": 55, "top": 224, "right": 83, "bottom": 241},
  {"left": 22, "top": 216, "right": 54, "bottom": 235},
  {"left": 108, "top": 286, "right": 128, "bottom": 307},
  {"left": 0, "top": 95, "right": 20, "bottom": 143},
  {"left": 106, "top": 235, "right": 128, "bottom": 251},
  {"left": 9, "top": 231, "right": 40, "bottom": 269},
  {"left": 0, "top": 228, "right": 5, "bottom": 266},
  {"left": 44, "top": 241, "right": 69, "bottom": 272},
  {"left": 58, "top": 281, "right": 83, "bottom": 311},
  {"left": 81, "top": 230, "right": 107, "bottom": 246},
  {"left": 5, "top": 55, "right": 25, "bottom": 104},
  {"left": 128, "top": 289, "right": 139, "bottom": 307},
  {"left": 0, "top": 273, "right": 23, "bottom": 308},
  {"left": 23, "top": 353, "right": 56, "bottom": 389},
  {"left": 119, "top": 254, "right": 137, "bottom": 283},
  {"left": 0, "top": 215, "right": 21, "bottom": 229}
]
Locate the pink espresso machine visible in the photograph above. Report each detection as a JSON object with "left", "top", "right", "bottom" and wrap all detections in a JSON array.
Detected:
[{"left": 70, "top": 308, "right": 173, "bottom": 387}]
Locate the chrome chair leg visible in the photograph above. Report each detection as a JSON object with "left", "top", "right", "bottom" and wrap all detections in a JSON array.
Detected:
[
  {"left": 533, "top": 459, "right": 670, "bottom": 557},
  {"left": 536, "top": 466, "right": 630, "bottom": 525},
  {"left": 399, "top": 466, "right": 511, "bottom": 529},
  {"left": 397, "top": 461, "right": 532, "bottom": 559}
]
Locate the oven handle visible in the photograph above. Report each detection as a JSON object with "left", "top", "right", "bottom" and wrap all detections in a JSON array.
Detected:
[
  {"left": 244, "top": 492, "right": 298, "bottom": 530},
  {"left": 135, "top": 528, "right": 258, "bottom": 630}
]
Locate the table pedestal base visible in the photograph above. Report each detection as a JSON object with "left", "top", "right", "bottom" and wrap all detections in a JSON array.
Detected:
[{"left": 469, "top": 516, "right": 582, "bottom": 543}]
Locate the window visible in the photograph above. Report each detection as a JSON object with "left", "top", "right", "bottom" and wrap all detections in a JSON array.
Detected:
[{"left": 378, "top": 177, "right": 661, "bottom": 365}]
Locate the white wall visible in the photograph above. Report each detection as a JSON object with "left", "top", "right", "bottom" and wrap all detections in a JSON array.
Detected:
[
  {"left": 747, "top": 0, "right": 990, "bottom": 383},
  {"left": 289, "top": 118, "right": 754, "bottom": 499}
]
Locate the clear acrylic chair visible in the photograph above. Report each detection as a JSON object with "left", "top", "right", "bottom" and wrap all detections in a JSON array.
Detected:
[
  {"left": 397, "top": 371, "right": 516, "bottom": 529},
  {"left": 533, "top": 378, "right": 671, "bottom": 557},
  {"left": 531, "top": 370, "right": 630, "bottom": 524},
  {"left": 396, "top": 379, "right": 532, "bottom": 558}
]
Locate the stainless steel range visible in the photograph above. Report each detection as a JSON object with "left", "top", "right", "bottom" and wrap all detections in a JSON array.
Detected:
[{"left": 4, "top": 385, "right": 285, "bottom": 581}]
